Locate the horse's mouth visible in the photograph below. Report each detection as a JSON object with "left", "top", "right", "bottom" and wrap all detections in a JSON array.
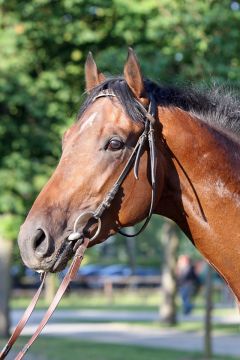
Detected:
[
  {"left": 33, "top": 220, "right": 100, "bottom": 273},
  {"left": 50, "top": 240, "right": 75, "bottom": 273},
  {"left": 50, "top": 221, "right": 100, "bottom": 272},
  {"left": 50, "top": 233, "right": 87, "bottom": 272}
]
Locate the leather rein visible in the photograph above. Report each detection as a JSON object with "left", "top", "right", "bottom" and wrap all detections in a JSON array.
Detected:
[{"left": 0, "top": 91, "right": 157, "bottom": 359}]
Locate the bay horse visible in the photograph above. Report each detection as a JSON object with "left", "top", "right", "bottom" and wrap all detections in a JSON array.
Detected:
[{"left": 18, "top": 49, "right": 240, "bottom": 300}]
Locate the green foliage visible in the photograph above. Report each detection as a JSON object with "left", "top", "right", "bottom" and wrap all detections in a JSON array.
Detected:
[{"left": 0, "top": 0, "right": 239, "bottom": 256}]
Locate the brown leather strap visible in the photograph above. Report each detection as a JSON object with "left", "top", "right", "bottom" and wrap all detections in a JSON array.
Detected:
[
  {"left": 15, "top": 237, "right": 89, "bottom": 360},
  {"left": 0, "top": 273, "right": 46, "bottom": 360},
  {"left": 0, "top": 238, "right": 89, "bottom": 360}
]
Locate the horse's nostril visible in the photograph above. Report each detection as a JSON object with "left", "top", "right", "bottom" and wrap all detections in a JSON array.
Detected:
[{"left": 32, "top": 228, "right": 52, "bottom": 258}]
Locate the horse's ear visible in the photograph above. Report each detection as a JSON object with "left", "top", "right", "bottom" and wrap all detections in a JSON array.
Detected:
[
  {"left": 124, "top": 48, "right": 146, "bottom": 102},
  {"left": 85, "top": 52, "right": 106, "bottom": 93}
]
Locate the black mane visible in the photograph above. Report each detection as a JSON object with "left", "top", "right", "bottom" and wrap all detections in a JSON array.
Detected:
[{"left": 79, "top": 77, "right": 240, "bottom": 139}]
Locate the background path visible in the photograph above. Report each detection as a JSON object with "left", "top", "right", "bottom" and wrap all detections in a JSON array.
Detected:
[{"left": 11, "top": 309, "right": 240, "bottom": 357}]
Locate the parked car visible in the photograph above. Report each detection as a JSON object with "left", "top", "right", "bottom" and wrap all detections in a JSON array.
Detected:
[
  {"left": 95, "top": 264, "right": 132, "bottom": 288},
  {"left": 58, "top": 264, "right": 105, "bottom": 288},
  {"left": 78, "top": 264, "right": 105, "bottom": 277},
  {"left": 134, "top": 266, "right": 160, "bottom": 276},
  {"left": 99, "top": 264, "right": 131, "bottom": 277},
  {"left": 74, "top": 264, "right": 161, "bottom": 288},
  {"left": 133, "top": 266, "right": 161, "bottom": 287}
]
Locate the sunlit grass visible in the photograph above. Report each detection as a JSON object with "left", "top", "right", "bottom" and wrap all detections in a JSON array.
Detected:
[
  {"left": 0, "top": 337, "right": 238, "bottom": 360},
  {"left": 11, "top": 288, "right": 162, "bottom": 311},
  {"left": 11, "top": 288, "right": 238, "bottom": 314}
]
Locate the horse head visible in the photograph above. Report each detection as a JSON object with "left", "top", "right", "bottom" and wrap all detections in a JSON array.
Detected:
[{"left": 18, "top": 49, "right": 165, "bottom": 272}]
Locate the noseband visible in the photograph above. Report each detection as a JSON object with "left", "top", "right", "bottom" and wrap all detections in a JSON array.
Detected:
[{"left": 0, "top": 91, "right": 157, "bottom": 359}]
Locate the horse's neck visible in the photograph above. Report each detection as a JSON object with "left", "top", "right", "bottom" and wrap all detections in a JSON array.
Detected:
[{"left": 156, "top": 107, "right": 240, "bottom": 299}]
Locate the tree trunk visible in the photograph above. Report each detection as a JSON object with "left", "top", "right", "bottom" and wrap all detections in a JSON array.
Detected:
[
  {"left": 0, "top": 236, "right": 12, "bottom": 337},
  {"left": 159, "top": 221, "right": 179, "bottom": 325},
  {"left": 204, "top": 263, "right": 213, "bottom": 358},
  {"left": 125, "top": 227, "right": 136, "bottom": 274},
  {"left": 45, "top": 273, "right": 58, "bottom": 304}
]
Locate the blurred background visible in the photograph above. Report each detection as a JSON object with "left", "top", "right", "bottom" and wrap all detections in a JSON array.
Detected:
[{"left": 0, "top": 0, "right": 240, "bottom": 359}]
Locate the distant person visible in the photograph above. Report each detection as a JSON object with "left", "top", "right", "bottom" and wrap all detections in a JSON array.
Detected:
[{"left": 177, "top": 255, "right": 200, "bottom": 315}]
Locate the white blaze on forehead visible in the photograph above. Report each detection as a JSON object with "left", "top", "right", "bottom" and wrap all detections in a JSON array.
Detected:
[{"left": 79, "top": 112, "right": 98, "bottom": 134}]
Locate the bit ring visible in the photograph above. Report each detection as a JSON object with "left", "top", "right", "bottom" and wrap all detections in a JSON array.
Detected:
[{"left": 68, "top": 211, "right": 101, "bottom": 242}]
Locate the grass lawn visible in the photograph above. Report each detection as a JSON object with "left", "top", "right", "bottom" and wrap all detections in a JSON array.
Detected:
[
  {"left": 11, "top": 288, "right": 237, "bottom": 312},
  {"left": 0, "top": 337, "right": 238, "bottom": 360},
  {"left": 11, "top": 289, "right": 162, "bottom": 311}
]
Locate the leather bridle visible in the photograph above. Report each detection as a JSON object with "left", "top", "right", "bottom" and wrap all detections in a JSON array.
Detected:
[{"left": 0, "top": 91, "right": 157, "bottom": 359}]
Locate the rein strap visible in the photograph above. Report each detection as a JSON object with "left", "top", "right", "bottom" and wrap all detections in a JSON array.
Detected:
[{"left": 0, "top": 238, "right": 89, "bottom": 360}]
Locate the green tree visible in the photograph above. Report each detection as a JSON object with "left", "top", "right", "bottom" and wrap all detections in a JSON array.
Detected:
[{"left": 0, "top": 0, "right": 239, "bottom": 337}]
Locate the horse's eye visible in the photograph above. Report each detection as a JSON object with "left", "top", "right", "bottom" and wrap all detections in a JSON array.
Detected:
[{"left": 107, "top": 138, "right": 124, "bottom": 151}]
